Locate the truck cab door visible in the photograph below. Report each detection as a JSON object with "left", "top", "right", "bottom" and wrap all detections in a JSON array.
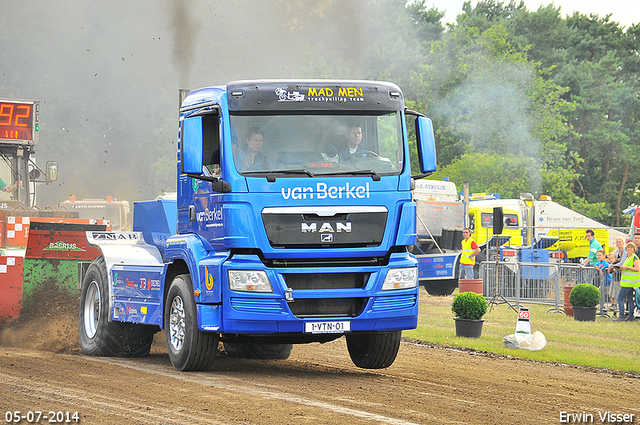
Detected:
[
  {"left": 182, "top": 115, "right": 204, "bottom": 175},
  {"left": 181, "top": 110, "right": 230, "bottom": 194}
]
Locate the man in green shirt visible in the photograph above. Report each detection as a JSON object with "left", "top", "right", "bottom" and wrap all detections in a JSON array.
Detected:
[{"left": 584, "top": 229, "right": 603, "bottom": 266}]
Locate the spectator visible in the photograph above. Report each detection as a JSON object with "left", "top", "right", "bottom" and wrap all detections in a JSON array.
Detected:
[
  {"left": 594, "top": 249, "right": 611, "bottom": 296},
  {"left": 459, "top": 227, "right": 480, "bottom": 279},
  {"left": 634, "top": 233, "right": 640, "bottom": 259},
  {"left": 614, "top": 242, "right": 640, "bottom": 322},
  {"left": 608, "top": 237, "right": 628, "bottom": 312},
  {"left": 607, "top": 252, "right": 620, "bottom": 310},
  {"left": 583, "top": 229, "right": 602, "bottom": 266}
]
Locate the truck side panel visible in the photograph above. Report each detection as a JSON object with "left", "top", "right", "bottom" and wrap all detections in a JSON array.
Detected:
[
  {"left": 111, "top": 264, "right": 165, "bottom": 325},
  {"left": 417, "top": 253, "right": 458, "bottom": 280},
  {"left": 165, "top": 234, "right": 227, "bottom": 305}
]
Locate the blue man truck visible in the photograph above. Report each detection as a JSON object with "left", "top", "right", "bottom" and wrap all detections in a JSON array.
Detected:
[{"left": 78, "top": 80, "right": 437, "bottom": 371}]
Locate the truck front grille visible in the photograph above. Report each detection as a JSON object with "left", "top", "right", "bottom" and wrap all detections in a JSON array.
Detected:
[
  {"left": 262, "top": 207, "right": 387, "bottom": 248},
  {"left": 288, "top": 297, "right": 368, "bottom": 318},
  {"left": 283, "top": 273, "right": 369, "bottom": 290}
]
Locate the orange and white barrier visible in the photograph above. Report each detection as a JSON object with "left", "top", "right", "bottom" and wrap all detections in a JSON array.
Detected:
[
  {"left": 3, "top": 216, "right": 110, "bottom": 248},
  {"left": 0, "top": 256, "right": 23, "bottom": 324}
]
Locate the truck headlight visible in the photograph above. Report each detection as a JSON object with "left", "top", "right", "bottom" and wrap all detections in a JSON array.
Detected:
[
  {"left": 228, "top": 270, "right": 273, "bottom": 292},
  {"left": 382, "top": 267, "right": 418, "bottom": 290}
]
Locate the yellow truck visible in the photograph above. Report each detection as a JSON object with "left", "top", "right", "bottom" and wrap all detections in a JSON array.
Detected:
[{"left": 468, "top": 193, "right": 625, "bottom": 260}]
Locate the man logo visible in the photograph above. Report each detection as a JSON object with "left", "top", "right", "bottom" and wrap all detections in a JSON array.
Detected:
[
  {"left": 321, "top": 234, "right": 334, "bottom": 243},
  {"left": 301, "top": 222, "right": 352, "bottom": 233}
]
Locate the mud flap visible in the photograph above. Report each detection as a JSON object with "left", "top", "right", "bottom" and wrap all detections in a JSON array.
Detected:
[{"left": 21, "top": 222, "right": 105, "bottom": 307}]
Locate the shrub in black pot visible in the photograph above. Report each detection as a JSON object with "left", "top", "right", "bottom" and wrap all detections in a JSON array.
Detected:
[
  {"left": 452, "top": 292, "right": 488, "bottom": 337},
  {"left": 569, "top": 283, "right": 600, "bottom": 322}
]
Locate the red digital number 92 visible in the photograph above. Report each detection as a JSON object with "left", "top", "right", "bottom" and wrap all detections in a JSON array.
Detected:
[{"left": 0, "top": 104, "right": 31, "bottom": 127}]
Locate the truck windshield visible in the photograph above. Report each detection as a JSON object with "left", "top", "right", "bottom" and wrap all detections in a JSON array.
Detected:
[
  {"left": 229, "top": 113, "right": 404, "bottom": 176},
  {"left": 66, "top": 204, "right": 123, "bottom": 230},
  {"left": 481, "top": 212, "right": 519, "bottom": 228}
]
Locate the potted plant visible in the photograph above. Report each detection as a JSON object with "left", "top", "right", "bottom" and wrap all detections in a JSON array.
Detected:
[
  {"left": 569, "top": 283, "right": 600, "bottom": 322},
  {"left": 451, "top": 291, "right": 488, "bottom": 338}
]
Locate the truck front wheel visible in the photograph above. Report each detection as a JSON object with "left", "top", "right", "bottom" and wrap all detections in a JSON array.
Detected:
[
  {"left": 346, "top": 331, "right": 401, "bottom": 369},
  {"left": 79, "top": 256, "right": 154, "bottom": 357},
  {"left": 165, "top": 274, "right": 218, "bottom": 371}
]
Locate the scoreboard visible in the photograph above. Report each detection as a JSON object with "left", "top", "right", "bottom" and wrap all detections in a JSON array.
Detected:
[{"left": 0, "top": 99, "right": 39, "bottom": 144}]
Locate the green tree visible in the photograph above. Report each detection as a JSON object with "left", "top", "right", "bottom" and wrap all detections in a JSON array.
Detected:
[
  {"left": 547, "top": 16, "right": 640, "bottom": 225},
  {"left": 420, "top": 20, "right": 573, "bottom": 200},
  {"left": 426, "top": 1, "right": 639, "bottom": 226}
]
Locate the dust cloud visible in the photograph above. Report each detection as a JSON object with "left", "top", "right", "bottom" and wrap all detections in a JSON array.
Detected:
[
  {"left": 1, "top": 0, "right": 550, "bottom": 206},
  {"left": 0, "top": 0, "right": 380, "bottom": 207},
  {"left": 0, "top": 283, "right": 80, "bottom": 354}
]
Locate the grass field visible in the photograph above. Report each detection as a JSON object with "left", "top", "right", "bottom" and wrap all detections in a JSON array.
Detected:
[{"left": 404, "top": 286, "right": 640, "bottom": 374}]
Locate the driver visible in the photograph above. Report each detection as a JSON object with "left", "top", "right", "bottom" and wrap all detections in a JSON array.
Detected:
[{"left": 335, "top": 122, "right": 363, "bottom": 162}]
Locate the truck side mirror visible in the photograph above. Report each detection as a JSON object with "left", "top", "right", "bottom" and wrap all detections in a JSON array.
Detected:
[
  {"left": 46, "top": 161, "right": 58, "bottom": 182},
  {"left": 181, "top": 116, "right": 204, "bottom": 175},
  {"left": 493, "top": 207, "right": 504, "bottom": 235},
  {"left": 416, "top": 116, "right": 437, "bottom": 174}
]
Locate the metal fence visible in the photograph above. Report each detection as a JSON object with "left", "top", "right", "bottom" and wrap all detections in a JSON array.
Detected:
[{"left": 479, "top": 261, "right": 614, "bottom": 315}]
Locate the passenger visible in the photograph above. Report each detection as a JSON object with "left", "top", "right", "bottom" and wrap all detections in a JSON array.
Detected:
[
  {"left": 235, "top": 127, "right": 270, "bottom": 172},
  {"left": 613, "top": 242, "right": 640, "bottom": 322}
]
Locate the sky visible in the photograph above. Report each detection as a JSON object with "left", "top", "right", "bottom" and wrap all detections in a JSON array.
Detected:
[{"left": 432, "top": 0, "right": 639, "bottom": 28}]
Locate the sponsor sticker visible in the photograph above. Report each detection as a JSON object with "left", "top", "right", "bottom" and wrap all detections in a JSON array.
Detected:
[
  {"left": 205, "top": 267, "right": 214, "bottom": 291},
  {"left": 44, "top": 241, "right": 85, "bottom": 251}
]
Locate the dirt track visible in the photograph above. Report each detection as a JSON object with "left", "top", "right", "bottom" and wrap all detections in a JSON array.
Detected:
[{"left": 1, "top": 295, "right": 640, "bottom": 424}]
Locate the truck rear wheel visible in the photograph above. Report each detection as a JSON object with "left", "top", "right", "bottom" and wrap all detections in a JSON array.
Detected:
[
  {"left": 165, "top": 274, "right": 218, "bottom": 371},
  {"left": 223, "top": 342, "right": 293, "bottom": 360},
  {"left": 346, "top": 331, "right": 401, "bottom": 369},
  {"left": 422, "top": 279, "right": 457, "bottom": 296},
  {"left": 79, "top": 256, "right": 154, "bottom": 358}
]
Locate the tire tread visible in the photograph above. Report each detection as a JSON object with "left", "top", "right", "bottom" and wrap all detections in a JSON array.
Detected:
[
  {"left": 79, "top": 256, "right": 155, "bottom": 358},
  {"left": 165, "top": 274, "right": 217, "bottom": 371},
  {"left": 346, "top": 331, "right": 401, "bottom": 369}
]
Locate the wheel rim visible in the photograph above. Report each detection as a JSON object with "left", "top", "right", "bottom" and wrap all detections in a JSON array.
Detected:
[
  {"left": 83, "top": 280, "right": 100, "bottom": 338},
  {"left": 169, "top": 295, "right": 186, "bottom": 351}
]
